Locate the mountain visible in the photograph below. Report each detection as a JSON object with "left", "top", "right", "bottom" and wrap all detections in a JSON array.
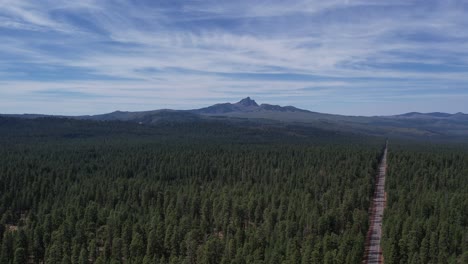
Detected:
[
  {"left": 80, "top": 110, "right": 202, "bottom": 124},
  {"left": 391, "top": 112, "right": 468, "bottom": 120},
  {"left": 237, "top": 97, "right": 259, "bottom": 107},
  {"left": 1, "top": 97, "right": 467, "bottom": 140},
  {"left": 193, "top": 97, "right": 310, "bottom": 115}
]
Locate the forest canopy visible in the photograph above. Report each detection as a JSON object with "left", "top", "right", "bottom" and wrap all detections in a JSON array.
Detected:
[{"left": 0, "top": 117, "right": 466, "bottom": 263}]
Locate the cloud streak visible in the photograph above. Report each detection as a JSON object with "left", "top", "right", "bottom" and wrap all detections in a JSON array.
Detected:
[{"left": 0, "top": 0, "right": 467, "bottom": 115}]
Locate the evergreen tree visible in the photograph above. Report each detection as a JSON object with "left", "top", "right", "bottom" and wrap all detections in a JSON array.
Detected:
[{"left": 13, "top": 247, "right": 27, "bottom": 264}]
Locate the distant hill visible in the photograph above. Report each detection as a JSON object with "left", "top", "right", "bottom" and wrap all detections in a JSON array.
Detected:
[
  {"left": 80, "top": 110, "right": 202, "bottom": 124},
  {"left": 392, "top": 112, "right": 468, "bottom": 120},
  {"left": 193, "top": 97, "right": 310, "bottom": 115},
  {"left": 2, "top": 97, "right": 467, "bottom": 140}
]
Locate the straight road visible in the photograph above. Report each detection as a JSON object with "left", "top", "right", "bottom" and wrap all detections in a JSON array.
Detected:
[{"left": 363, "top": 143, "right": 387, "bottom": 264}]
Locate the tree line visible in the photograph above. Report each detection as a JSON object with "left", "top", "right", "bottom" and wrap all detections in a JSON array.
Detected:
[
  {"left": 382, "top": 144, "right": 468, "bottom": 264},
  {"left": 0, "top": 137, "right": 381, "bottom": 263}
]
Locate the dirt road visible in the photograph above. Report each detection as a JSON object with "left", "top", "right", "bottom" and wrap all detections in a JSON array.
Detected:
[{"left": 363, "top": 143, "right": 387, "bottom": 264}]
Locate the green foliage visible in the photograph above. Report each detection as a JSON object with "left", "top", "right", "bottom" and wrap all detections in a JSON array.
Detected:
[
  {"left": 13, "top": 247, "right": 27, "bottom": 264},
  {"left": 0, "top": 131, "right": 380, "bottom": 263},
  {"left": 382, "top": 145, "right": 468, "bottom": 264}
]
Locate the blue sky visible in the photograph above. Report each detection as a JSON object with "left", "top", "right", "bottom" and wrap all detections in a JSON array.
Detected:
[{"left": 1, "top": 0, "right": 468, "bottom": 115}]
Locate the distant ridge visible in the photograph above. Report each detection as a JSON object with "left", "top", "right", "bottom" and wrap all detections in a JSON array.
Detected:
[
  {"left": 391, "top": 112, "right": 468, "bottom": 120},
  {"left": 193, "top": 97, "right": 311, "bottom": 115},
  {"left": 1, "top": 97, "right": 468, "bottom": 139}
]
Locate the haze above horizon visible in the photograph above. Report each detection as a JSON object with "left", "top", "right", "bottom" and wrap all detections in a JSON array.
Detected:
[{"left": 1, "top": 0, "right": 468, "bottom": 116}]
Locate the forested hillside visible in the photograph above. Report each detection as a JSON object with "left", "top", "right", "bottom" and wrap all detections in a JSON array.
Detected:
[
  {"left": 382, "top": 145, "right": 468, "bottom": 264},
  {"left": 0, "top": 117, "right": 383, "bottom": 264}
]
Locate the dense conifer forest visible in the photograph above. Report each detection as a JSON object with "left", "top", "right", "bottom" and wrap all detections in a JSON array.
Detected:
[
  {"left": 0, "top": 118, "right": 383, "bottom": 263},
  {"left": 0, "top": 117, "right": 466, "bottom": 263},
  {"left": 382, "top": 145, "right": 468, "bottom": 264}
]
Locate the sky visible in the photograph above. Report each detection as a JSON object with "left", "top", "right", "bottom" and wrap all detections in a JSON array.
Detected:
[{"left": 1, "top": 0, "right": 468, "bottom": 116}]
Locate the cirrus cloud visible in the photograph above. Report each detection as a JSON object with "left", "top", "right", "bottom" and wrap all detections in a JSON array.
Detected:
[{"left": 0, "top": 0, "right": 467, "bottom": 115}]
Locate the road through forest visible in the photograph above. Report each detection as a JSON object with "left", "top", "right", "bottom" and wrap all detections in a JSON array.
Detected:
[{"left": 363, "top": 143, "right": 388, "bottom": 264}]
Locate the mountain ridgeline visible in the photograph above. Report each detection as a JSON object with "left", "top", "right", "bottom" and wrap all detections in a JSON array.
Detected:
[
  {"left": 1, "top": 97, "right": 468, "bottom": 140},
  {"left": 0, "top": 99, "right": 467, "bottom": 264},
  {"left": 193, "top": 97, "right": 310, "bottom": 114}
]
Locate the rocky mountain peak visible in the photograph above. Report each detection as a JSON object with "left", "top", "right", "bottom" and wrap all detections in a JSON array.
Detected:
[{"left": 236, "top": 97, "right": 259, "bottom": 107}]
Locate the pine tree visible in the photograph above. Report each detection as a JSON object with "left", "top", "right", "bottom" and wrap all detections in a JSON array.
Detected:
[
  {"left": 13, "top": 247, "right": 27, "bottom": 264},
  {"left": 0, "top": 231, "right": 14, "bottom": 264},
  {"left": 46, "top": 243, "right": 62, "bottom": 264},
  {"left": 78, "top": 248, "right": 88, "bottom": 264}
]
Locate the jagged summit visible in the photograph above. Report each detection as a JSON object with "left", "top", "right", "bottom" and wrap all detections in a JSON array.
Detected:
[
  {"left": 190, "top": 97, "right": 312, "bottom": 115},
  {"left": 3, "top": 97, "right": 468, "bottom": 139},
  {"left": 236, "top": 97, "right": 259, "bottom": 107}
]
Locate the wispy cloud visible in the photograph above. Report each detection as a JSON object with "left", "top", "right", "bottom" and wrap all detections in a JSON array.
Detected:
[{"left": 0, "top": 0, "right": 467, "bottom": 115}]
